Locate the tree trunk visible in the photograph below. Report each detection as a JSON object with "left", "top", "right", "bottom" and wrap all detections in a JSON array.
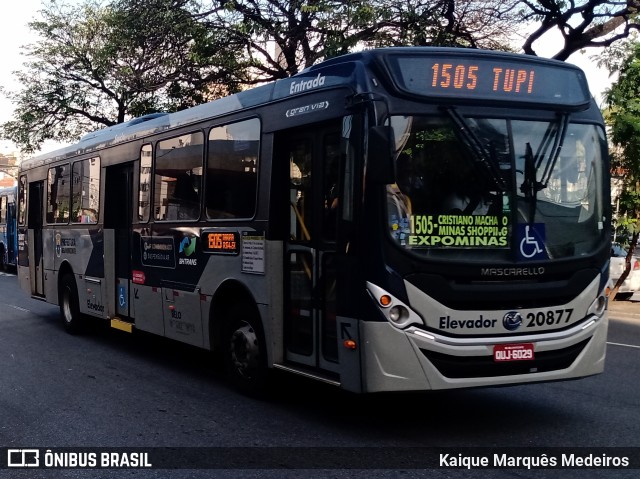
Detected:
[{"left": 610, "top": 230, "right": 640, "bottom": 301}]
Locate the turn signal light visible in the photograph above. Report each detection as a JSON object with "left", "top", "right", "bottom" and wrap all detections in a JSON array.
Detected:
[
  {"left": 343, "top": 339, "right": 357, "bottom": 350},
  {"left": 379, "top": 295, "right": 392, "bottom": 307}
]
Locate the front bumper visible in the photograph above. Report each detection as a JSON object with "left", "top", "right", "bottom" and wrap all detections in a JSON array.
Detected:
[{"left": 359, "top": 312, "right": 607, "bottom": 392}]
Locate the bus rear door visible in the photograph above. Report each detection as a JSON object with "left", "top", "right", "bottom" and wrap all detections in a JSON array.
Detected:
[
  {"left": 27, "top": 181, "right": 45, "bottom": 296},
  {"left": 104, "top": 162, "right": 134, "bottom": 329}
]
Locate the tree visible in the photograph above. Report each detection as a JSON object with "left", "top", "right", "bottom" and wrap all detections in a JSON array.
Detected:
[
  {"left": 602, "top": 39, "right": 640, "bottom": 299},
  {"left": 201, "top": 0, "right": 640, "bottom": 84},
  {"left": 518, "top": 0, "right": 640, "bottom": 60},
  {"left": 200, "top": 0, "right": 523, "bottom": 84},
  {"left": 4, "top": 0, "right": 640, "bottom": 153},
  {"left": 0, "top": 0, "right": 238, "bottom": 153}
]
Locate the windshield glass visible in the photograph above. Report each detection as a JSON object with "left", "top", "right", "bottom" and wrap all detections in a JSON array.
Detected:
[{"left": 386, "top": 114, "right": 606, "bottom": 261}]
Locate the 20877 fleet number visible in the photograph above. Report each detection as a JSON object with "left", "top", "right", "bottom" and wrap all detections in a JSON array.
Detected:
[{"left": 526, "top": 309, "right": 573, "bottom": 327}]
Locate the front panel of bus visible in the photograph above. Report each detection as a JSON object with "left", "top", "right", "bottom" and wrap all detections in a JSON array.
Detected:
[{"left": 359, "top": 50, "right": 610, "bottom": 391}]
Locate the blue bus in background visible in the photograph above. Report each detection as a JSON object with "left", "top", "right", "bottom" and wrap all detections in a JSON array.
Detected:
[{"left": 0, "top": 186, "right": 18, "bottom": 271}]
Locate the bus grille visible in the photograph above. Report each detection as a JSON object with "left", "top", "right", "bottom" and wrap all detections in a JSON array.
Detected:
[{"left": 420, "top": 339, "right": 590, "bottom": 379}]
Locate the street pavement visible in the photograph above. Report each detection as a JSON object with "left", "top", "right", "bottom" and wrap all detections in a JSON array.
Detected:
[{"left": 609, "top": 294, "right": 640, "bottom": 319}]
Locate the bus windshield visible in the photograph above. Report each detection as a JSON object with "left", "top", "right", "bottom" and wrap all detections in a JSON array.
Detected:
[{"left": 386, "top": 114, "right": 606, "bottom": 261}]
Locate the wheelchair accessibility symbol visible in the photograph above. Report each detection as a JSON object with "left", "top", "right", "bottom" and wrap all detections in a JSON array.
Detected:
[
  {"left": 118, "top": 285, "right": 127, "bottom": 308},
  {"left": 518, "top": 224, "right": 547, "bottom": 260}
]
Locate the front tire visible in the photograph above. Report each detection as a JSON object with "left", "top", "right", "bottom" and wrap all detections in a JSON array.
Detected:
[
  {"left": 59, "top": 273, "right": 83, "bottom": 334},
  {"left": 223, "top": 304, "right": 269, "bottom": 395}
]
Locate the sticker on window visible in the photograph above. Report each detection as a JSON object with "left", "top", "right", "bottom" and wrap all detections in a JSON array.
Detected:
[{"left": 393, "top": 214, "right": 510, "bottom": 249}]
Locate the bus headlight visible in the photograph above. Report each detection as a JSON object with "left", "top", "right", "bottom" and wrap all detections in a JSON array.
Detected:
[{"left": 366, "top": 282, "right": 424, "bottom": 329}]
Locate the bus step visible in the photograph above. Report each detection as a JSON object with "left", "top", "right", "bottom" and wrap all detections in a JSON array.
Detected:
[
  {"left": 273, "top": 363, "right": 340, "bottom": 387},
  {"left": 110, "top": 318, "right": 134, "bottom": 333}
]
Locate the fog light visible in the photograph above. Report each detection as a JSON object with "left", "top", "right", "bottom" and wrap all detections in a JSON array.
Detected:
[
  {"left": 587, "top": 294, "right": 607, "bottom": 318},
  {"left": 389, "top": 305, "right": 409, "bottom": 323},
  {"left": 595, "top": 296, "right": 606, "bottom": 315}
]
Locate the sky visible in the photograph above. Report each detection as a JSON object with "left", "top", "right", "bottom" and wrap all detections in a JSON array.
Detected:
[
  {"left": 0, "top": 1, "right": 42, "bottom": 155},
  {"left": 0, "top": 1, "right": 619, "bottom": 157}
]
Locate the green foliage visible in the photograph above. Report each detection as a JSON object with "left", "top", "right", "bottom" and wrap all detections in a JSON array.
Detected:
[
  {"left": 2, "top": 0, "right": 640, "bottom": 153},
  {"left": 207, "top": 0, "right": 520, "bottom": 82},
  {"left": 0, "top": 0, "right": 239, "bottom": 153},
  {"left": 606, "top": 40, "right": 640, "bottom": 241}
]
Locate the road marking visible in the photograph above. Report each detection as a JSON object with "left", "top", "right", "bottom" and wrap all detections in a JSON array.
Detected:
[
  {"left": 4, "top": 304, "right": 30, "bottom": 313},
  {"left": 607, "top": 341, "right": 640, "bottom": 350}
]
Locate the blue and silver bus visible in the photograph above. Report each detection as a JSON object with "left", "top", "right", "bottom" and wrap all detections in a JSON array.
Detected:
[
  {"left": 17, "top": 47, "right": 610, "bottom": 393},
  {"left": 0, "top": 185, "right": 18, "bottom": 271}
]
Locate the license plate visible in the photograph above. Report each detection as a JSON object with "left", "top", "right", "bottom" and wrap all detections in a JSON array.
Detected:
[{"left": 493, "top": 343, "right": 535, "bottom": 362}]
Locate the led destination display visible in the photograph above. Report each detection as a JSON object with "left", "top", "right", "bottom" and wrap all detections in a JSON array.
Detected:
[{"left": 386, "top": 53, "right": 591, "bottom": 106}]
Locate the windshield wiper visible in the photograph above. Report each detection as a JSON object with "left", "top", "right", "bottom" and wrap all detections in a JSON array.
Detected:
[
  {"left": 520, "top": 113, "right": 570, "bottom": 223},
  {"left": 521, "top": 142, "right": 541, "bottom": 223},
  {"left": 538, "top": 113, "right": 569, "bottom": 188},
  {"left": 443, "top": 107, "right": 507, "bottom": 191}
]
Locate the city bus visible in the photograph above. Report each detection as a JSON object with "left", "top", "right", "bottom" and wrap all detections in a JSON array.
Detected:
[
  {"left": 0, "top": 185, "right": 18, "bottom": 271},
  {"left": 17, "top": 47, "right": 610, "bottom": 393}
]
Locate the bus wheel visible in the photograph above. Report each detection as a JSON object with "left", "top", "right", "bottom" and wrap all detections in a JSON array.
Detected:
[
  {"left": 223, "top": 305, "right": 268, "bottom": 394},
  {"left": 60, "top": 274, "right": 82, "bottom": 334}
]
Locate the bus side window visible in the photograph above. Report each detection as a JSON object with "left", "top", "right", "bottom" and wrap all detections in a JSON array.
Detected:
[
  {"left": 71, "top": 157, "right": 100, "bottom": 224},
  {"left": 155, "top": 133, "right": 204, "bottom": 221},
  {"left": 18, "top": 176, "right": 27, "bottom": 226},
  {"left": 138, "top": 144, "right": 152, "bottom": 222},
  {"left": 0, "top": 195, "right": 6, "bottom": 224},
  {"left": 47, "top": 165, "right": 70, "bottom": 224},
  {"left": 206, "top": 118, "right": 260, "bottom": 220}
]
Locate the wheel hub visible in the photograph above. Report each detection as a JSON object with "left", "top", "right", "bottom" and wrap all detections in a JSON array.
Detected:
[{"left": 230, "top": 322, "right": 260, "bottom": 378}]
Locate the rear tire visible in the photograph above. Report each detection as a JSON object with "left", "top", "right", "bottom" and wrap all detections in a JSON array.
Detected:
[
  {"left": 59, "top": 274, "right": 83, "bottom": 334},
  {"left": 223, "top": 304, "right": 269, "bottom": 395}
]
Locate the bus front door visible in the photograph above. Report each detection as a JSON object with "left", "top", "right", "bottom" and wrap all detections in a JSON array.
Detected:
[{"left": 282, "top": 125, "right": 341, "bottom": 374}]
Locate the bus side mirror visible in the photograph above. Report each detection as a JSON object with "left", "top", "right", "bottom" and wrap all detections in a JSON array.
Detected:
[{"left": 367, "top": 126, "right": 395, "bottom": 184}]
